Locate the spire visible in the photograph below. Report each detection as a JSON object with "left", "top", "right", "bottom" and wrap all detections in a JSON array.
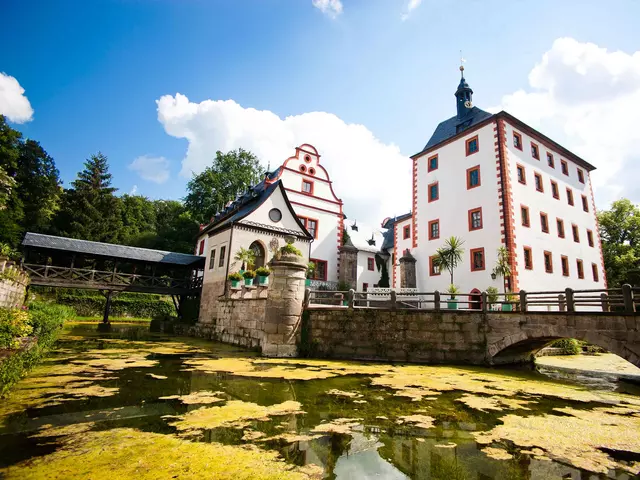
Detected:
[{"left": 455, "top": 58, "right": 474, "bottom": 120}]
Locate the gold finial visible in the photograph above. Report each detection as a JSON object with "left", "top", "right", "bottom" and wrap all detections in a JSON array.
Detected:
[{"left": 460, "top": 50, "right": 466, "bottom": 77}]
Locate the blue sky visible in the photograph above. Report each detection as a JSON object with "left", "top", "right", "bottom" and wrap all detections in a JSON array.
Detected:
[{"left": 2, "top": 0, "right": 640, "bottom": 224}]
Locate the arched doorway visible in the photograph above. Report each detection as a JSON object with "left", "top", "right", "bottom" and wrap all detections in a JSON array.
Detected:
[
  {"left": 249, "top": 241, "right": 266, "bottom": 270},
  {"left": 469, "top": 288, "right": 482, "bottom": 310}
]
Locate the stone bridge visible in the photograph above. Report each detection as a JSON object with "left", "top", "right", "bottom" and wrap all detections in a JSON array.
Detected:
[{"left": 303, "top": 308, "right": 640, "bottom": 368}]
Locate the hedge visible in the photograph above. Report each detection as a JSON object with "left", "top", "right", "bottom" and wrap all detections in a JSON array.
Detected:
[
  {"left": 54, "top": 294, "right": 174, "bottom": 318},
  {"left": 550, "top": 338, "right": 581, "bottom": 355},
  {"left": 0, "top": 302, "right": 75, "bottom": 396}
]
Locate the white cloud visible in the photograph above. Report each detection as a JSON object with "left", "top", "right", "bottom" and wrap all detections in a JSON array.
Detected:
[
  {"left": 130, "top": 185, "right": 138, "bottom": 195},
  {"left": 156, "top": 94, "right": 411, "bottom": 226},
  {"left": 312, "top": 0, "right": 343, "bottom": 19},
  {"left": 401, "top": 0, "right": 423, "bottom": 20},
  {"left": 491, "top": 38, "right": 640, "bottom": 209},
  {"left": 128, "top": 155, "right": 170, "bottom": 184},
  {"left": 0, "top": 72, "right": 34, "bottom": 123}
]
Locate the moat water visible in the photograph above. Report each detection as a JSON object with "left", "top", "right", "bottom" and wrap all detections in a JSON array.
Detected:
[{"left": 0, "top": 323, "right": 639, "bottom": 479}]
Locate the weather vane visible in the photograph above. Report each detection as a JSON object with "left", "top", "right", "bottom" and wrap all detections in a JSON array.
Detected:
[{"left": 460, "top": 50, "right": 466, "bottom": 76}]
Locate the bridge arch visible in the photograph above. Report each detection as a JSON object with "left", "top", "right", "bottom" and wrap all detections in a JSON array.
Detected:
[{"left": 487, "top": 326, "right": 640, "bottom": 368}]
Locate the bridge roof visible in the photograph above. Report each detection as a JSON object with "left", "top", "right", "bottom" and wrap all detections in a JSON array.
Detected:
[{"left": 22, "top": 233, "right": 205, "bottom": 267}]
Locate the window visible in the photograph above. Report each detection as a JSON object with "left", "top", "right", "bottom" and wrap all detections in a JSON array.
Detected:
[
  {"left": 209, "top": 249, "right": 216, "bottom": 270},
  {"left": 582, "top": 195, "right": 589, "bottom": 212},
  {"left": 467, "top": 165, "right": 481, "bottom": 189},
  {"left": 521, "top": 205, "right": 530, "bottom": 227},
  {"left": 572, "top": 224, "right": 580, "bottom": 243},
  {"left": 517, "top": 164, "right": 526, "bottom": 184},
  {"left": 587, "top": 229, "right": 594, "bottom": 247},
  {"left": 428, "top": 219, "right": 440, "bottom": 240},
  {"left": 534, "top": 172, "right": 544, "bottom": 192},
  {"left": 577, "top": 169, "right": 585, "bottom": 184},
  {"left": 547, "top": 152, "right": 555, "bottom": 168},
  {"left": 513, "top": 132, "right": 522, "bottom": 150},
  {"left": 577, "top": 259, "right": 584, "bottom": 279},
  {"left": 466, "top": 135, "right": 479, "bottom": 156},
  {"left": 428, "top": 182, "right": 439, "bottom": 202},
  {"left": 544, "top": 251, "right": 553, "bottom": 273},
  {"left": 531, "top": 142, "right": 540, "bottom": 160},
  {"left": 561, "top": 256, "right": 569, "bottom": 277},
  {"left": 429, "top": 256, "right": 440, "bottom": 276},
  {"left": 523, "top": 246, "right": 533, "bottom": 270},
  {"left": 218, "top": 245, "right": 226, "bottom": 268},
  {"left": 198, "top": 239, "right": 205, "bottom": 255},
  {"left": 302, "top": 180, "right": 314, "bottom": 195},
  {"left": 367, "top": 257, "right": 375, "bottom": 271},
  {"left": 269, "top": 208, "right": 282, "bottom": 222},
  {"left": 403, "top": 225, "right": 411, "bottom": 239},
  {"left": 470, "top": 247, "right": 485, "bottom": 271},
  {"left": 309, "top": 259, "right": 328, "bottom": 281},
  {"left": 557, "top": 218, "right": 565, "bottom": 238},
  {"left": 566, "top": 188, "right": 574, "bottom": 206},
  {"left": 592, "top": 263, "right": 599, "bottom": 282},
  {"left": 540, "top": 212, "right": 549, "bottom": 233},
  {"left": 428, "top": 155, "right": 438, "bottom": 172},
  {"left": 468, "top": 207, "right": 483, "bottom": 231},
  {"left": 551, "top": 180, "right": 559, "bottom": 199},
  {"left": 561, "top": 160, "right": 569, "bottom": 176},
  {"left": 363, "top": 283, "right": 369, "bottom": 291},
  {"left": 299, "top": 216, "right": 319, "bottom": 238}
]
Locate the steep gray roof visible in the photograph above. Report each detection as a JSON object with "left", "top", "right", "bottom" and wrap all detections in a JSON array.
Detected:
[
  {"left": 422, "top": 107, "right": 493, "bottom": 152},
  {"left": 22, "top": 233, "right": 205, "bottom": 266}
]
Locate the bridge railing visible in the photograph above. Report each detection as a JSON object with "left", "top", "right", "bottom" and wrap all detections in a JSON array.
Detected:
[{"left": 306, "top": 285, "right": 638, "bottom": 314}]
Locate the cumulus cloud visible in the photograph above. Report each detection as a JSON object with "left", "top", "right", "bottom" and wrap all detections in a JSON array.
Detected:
[
  {"left": 401, "top": 0, "right": 423, "bottom": 20},
  {"left": 312, "top": 0, "right": 343, "bottom": 19},
  {"left": 0, "top": 72, "right": 34, "bottom": 123},
  {"left": 128, "top": 155, "right": 170, "bottom": 184},
  {"left": 491, "top": 38, "right": 640, "bottom": 209},
  {"left": 156, "top": 94, "right": 411, "bottom": 226}
]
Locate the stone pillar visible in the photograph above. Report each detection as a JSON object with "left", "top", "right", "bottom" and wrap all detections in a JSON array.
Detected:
[
  {"left": 338, "top": 243, "right": 358, "bottom": 288},
  {"left": 262, "top": 253, "right": 307, "bottom": 357},
  {"left": 399, "top": 250, "right": 417, "bottom": 288}
]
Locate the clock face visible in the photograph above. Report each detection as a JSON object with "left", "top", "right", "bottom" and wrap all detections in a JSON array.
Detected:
[{"left": 464, "top": 100, "right": 473, "bottom": 108}]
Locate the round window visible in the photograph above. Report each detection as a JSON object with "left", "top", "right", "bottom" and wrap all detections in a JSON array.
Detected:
[
  {"left": 269, "top": 208, "right": 282, "bottom": 222},
  {"left": 308, "top": 167, "right": 316, "bottom": 175},
  {"left": 304, "top": 155, "right": 312, "bottom": 163},
  {"left": 299, "top": 165, "right": 307, "bottom": 172}
]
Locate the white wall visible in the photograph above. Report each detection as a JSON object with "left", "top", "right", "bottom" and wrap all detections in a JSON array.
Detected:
[
  {"left": 202, "top": 229, "right": 232, "bottom": 285},
  {"left": 356, "top": 251, "right": 381, "bottom": 290},
  {"left": 504, "top": 120, "right": 605, "bottom": 294}
]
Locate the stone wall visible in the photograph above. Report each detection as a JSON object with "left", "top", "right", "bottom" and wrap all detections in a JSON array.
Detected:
[{"left": 0, "top": 260, "right": 28, "bottom": 309}]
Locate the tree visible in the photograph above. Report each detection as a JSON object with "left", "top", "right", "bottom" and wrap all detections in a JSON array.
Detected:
[
  {"left": 598, "top": 198, "right": 640, "bottom": 287},
  {"left": 234, "top": 247, "right": 256, "bottom": 271},
  {"left": 0, "top": 166, "right": 15, "bottom": 211},
  {"left": 491, "top": 246, "right": 512, "bottom": 295},
  {"left": 120, "top": 194, "right": 157, "bottom": 245},
  {"left": 184, "top": 149, "right": 264, "bottom": 224},
  {"left": 433, "top": 236, "right": 465, "bottom": 286},
  {"left": 53, "top": 153, "right": 123, "bottom": 243}
]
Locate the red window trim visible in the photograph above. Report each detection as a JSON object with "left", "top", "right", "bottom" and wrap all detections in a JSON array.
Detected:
[
  {"left": 556, "top": 218, "right": 565, "bottom": 238},
  {"left": 544, "top": 251, "right": 553, "bottom": 273},
  {"left": 561, "top": 255, "right": 569, "bottom": 277},
  {"left": 198, "top": 239, "right": 205, "bottom": 255},
  {"left": 534, "top": 172, "right": 544, "bottom": 193},
  {"left": 577, "top": 259, "right": 584, "bottom": 279},
  {"left": 531, "top": 141, "right": 540, "bottom": 160},
  {"left": 523, "top": 246, "right": 533, "bottom": 270},
  {"left": 561, "top": 159, "right": 569, "bottom": 176},
  {"left": 465, "top": 135, "right": 479, "bottom": 156},
  {"left": 466, "top": 165, "right": 481, "bottom": 190},
  {"left": 547, "top": 152, "right": 555, "bottom": 168},
  {"left": 301, "top": 179, "right": 315, "bottom": 196},
  {"left": 470, "top": 247, "right": 485, "bottom": 272},
  {"left": 566, "top": 187, "right": 574, "bottom": 206},
  {"left": 298, "top": 215, "right": 319, "bottom": 239},
  {"left": 428, "top": 181, "right": 439, "bottom": 202},
  {"left": 513, "top": 131, "right": 523, "bottom": 151},
  {"left": 551, "top": 180, "right": 559, "bottom": 199},
  {"left": 581, "top": 195, "right": 589, "bottom": 212},
  {"left": 577, "top": 169, "right": 585, "bottom": 184},
  {"left": 427, "top": 154, "right": 438, "bottom": 172},
  {"left": 592, "top": 263, "right": 599, "bottom": 282},
  {"left": 520, "top": 204, "right": 530, "bottom": 227},
  {"left": 367, "top": 257, "right": 375, "bottom": 271},
  {"left": 572, "top": 223, "right": 580, "bottom": 243},
  {"left": 468, "top": 207, "right": 483, "bottom": 231},
  {"left": 587, "top": 229, "right": 594, "bottom": 247},
  {"left": 403, "top": 225, "right": 411, "bottom": 240},
  {"left": 428, "top": 219, "right": 440, "bottom": 240},
  {"left": 516, "top": 163, "right": 527, "bottom": 185},
  {"left": 540, "top": 212, "right": 549, "bottom": 234},
  {"left": 310, "top": 258, "right": 328, "bottom": 281},
  {"left": 429, "top": 255, "right": 440, "bottom": 276}
]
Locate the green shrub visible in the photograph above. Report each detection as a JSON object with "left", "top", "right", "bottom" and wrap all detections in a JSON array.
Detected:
[
  {"left": 228, "top": 272, "right": 243, "bottom": 281},
  {"left": 53, "top": 294, "right": 174, "bottom": 318},
  {"left": 551, "top": 338, "right": 581, "bottom": 355},
  {"left": 255, "top": 267, "right": 271, "bottom": 277},
  {"left": 242, "top": 270, "right": 256, "bottom": 279},
  {"left": 280, "top": 244, "right": 302, "bottom": 257},
  {"left": 0, "top": 309, "right": 32, "bottom": 349}
]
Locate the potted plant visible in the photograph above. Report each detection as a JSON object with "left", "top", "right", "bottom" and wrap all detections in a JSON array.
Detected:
[
  {"left": 491, "top": 246, "right": 512, "bottom": 308},
  {"left": 486, "top": 286, "right": 499, "bottom": 311},
  {"left": 242, "top": 270, "right": 256, "bottom": 286},
  {"left": 255, "top": 266, "right": 271, "bottom": 285},
  {"left": 234, "top": 247, "right": 256, "bottom": 273},
  {"left": 503, "top": 291, "right": 517, "bottom": 311},
  {"left": 228, "top": 272, "right": 243, "bottom": 288},
  {"left": 446, "top": 284, "right": 460, "bottom": 309},
  {"left": 305, "top": 262, "right": 316, "bottom": 287},
  {"left": 433, "top": 236, "right": 465, "bottom": 287}
]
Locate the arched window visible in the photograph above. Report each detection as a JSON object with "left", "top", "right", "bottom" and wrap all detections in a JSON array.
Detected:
[{"left": 249, "top": 241, "right": 266, "bottom": 270}]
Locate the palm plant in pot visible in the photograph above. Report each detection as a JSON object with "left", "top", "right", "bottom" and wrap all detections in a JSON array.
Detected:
[
  {"left": 433, "top": 236, "right": 465, "bottom": 308},
  {"left": 234, "top": 247, "right": 256, "bottom": 273},
  {"left": 228, "top": 272, "right": 243, "bottom": 288},
  {"left": 491, "top": 246, "right": 512, "bottom": 311},
  {"left": 255, "top": 266, "right": 271, "bottom": 285},
  {"left": 242, "top": 270, "right": 256, "bottom": 286},
  {"left": 485, "top": 286, "right": 499, "bottom": 311}
]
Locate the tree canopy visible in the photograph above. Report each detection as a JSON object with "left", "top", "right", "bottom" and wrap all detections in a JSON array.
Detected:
[{"left": 598, "top": 198, "right": 640, "bottom": 287}]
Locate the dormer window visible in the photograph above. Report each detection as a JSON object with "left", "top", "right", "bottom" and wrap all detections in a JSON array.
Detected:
[{"left": 302, "top": 180, "right": 314, "bottom": 195}]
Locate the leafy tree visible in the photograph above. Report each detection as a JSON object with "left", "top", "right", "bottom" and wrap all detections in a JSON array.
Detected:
[
  {"left": 184, "top": 149, "right": 264, "bottom": 224},
  {"left": 0, "top": 166, "right": 16, "bottom": 211},
  {"left": 598, "top": 198, "right": 640, "bottom": 287},
  {"left": 491, "top": 246, "right": 512, "bottom": 295},
  {"left": 53, "top": 153, "right": 123, "bottom": 243},
  {"left": 120, "top": 194, "right": 157, "bottom": 244},
  {"left": 433, "top": 236, "right": 465, "bottom": 286}
]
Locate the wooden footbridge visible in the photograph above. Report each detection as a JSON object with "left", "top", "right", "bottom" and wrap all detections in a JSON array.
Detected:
[{"left": 21, "top": 233, "right": 204, "bottom": 324}]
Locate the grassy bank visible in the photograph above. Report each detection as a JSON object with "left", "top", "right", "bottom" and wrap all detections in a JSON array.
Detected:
[{"left": 73, "top": 316, "right": 152, "bottom": 324}]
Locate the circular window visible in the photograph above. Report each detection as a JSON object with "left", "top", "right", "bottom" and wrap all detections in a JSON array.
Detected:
[
  {"left": 269, "top": 208, "right": 282, "bottom": 223},
  {"left": 299, "top": 165, "right": 307, "bottom": 172},
  {"left": 304, "top": 155, "right": 312, "bottom": 163},
  {"left": 308, "top": 167, "right": 316, "bottom": 175}
]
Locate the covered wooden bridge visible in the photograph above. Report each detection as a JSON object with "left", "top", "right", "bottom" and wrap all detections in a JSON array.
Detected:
[{"left": 21, "top": 233, "right": 204, "bottom": 324}]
